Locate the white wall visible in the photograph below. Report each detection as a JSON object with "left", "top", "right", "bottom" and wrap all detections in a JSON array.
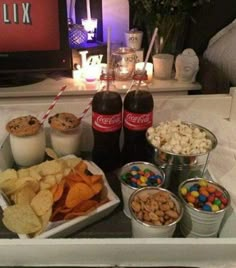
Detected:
[
  {"left": 102, "top": 0, "right": 129, "bottom": 46},
  {"left": 66, "top": 0, "right": 129, "bottom": 45}
]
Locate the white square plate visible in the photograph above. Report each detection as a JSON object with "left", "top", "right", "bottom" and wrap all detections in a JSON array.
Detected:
[{"left": 0, "top": 157, "right": 120, "bottom": 239}]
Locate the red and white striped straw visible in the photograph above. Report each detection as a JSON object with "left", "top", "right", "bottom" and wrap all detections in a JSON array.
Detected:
[
  {"left": 78, "top": 98, "right": 93, "bottom": 122},
  {"left": 77, "top": 87, "right": 103, "bottom": 122},
  {"left": 40, "top": 85, "right": 67, "bottom": 124}
]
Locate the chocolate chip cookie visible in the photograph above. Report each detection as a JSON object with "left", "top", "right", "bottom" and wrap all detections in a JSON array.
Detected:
[
  {"left": 6, "top": 115, "right": 41, "bottom": 137},
  {"left": 48, "top": 113, "right": 80, "bottom": 131}
]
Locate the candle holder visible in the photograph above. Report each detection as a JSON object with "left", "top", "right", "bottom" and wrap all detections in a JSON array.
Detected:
[
  {"left": 81, "top": 18, "right": 98, "bottom": 42},
  {"left": 68, "top": 21, "right": 88, "bottom": 48},
  {"left": 111, "top": 47, "right": 136, "bottom": 81}
]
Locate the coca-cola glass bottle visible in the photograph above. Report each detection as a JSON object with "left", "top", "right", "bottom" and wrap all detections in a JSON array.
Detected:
[
  {"left": 122, "top": 70, "right": 154, "bottom": 164},
  {"left": 92, "top": 70, "right": 123, "bottom": 172}
]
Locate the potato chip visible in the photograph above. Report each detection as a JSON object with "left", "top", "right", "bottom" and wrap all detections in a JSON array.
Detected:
[
  {"left": 43, "top": 175, "right": 57, "bottom": 187},
  {"left": 28, "top": 168, "right": 42, "bottom": 181},
  {"left": 17, "top": 168, "right": 30, "bottom": 178},
  {"left": 65, "top": 182, "right": 94, "bottom": 208},
  {"left": 63, "top": 167, "right": 72, "bottom": 177},
  {"left": 5, "top": 176, "right": 40, "bottom": 195},
  {"left": 15, "top": 186, "right": 36, "bottom": 205},
  {"left": 55, "top": 173, "right": 63, "bottom": 183},
  {"left": 38, "top": 160, "right": 63, "bottom": 176},
  {"left": 0, "top": 169, "right": 17, "bottom": 186},
  {"left": 31, "top": 190, "right": 53, "bottom": 216},
  {"left": 34, "top": 208, "right": 52, "bottom": 236},
  {"left": 2, "top": 204, "right": 42, "bottom": 234},
  {"left": 64, "top": 157, "right": 82, "bottom": 168},
  {"left": 45, "top": 147, "right": 58, "bottom": 160},
  {"left": 39, "top": 181, "right": 52, "bottom": 191},
  {"left": 0, "top": 178, "right": 18, "bottom": 193}
]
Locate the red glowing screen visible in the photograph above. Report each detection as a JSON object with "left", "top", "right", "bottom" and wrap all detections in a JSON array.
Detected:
[{"left": 0, "top": 0, "right": 60, "bottom": 52}]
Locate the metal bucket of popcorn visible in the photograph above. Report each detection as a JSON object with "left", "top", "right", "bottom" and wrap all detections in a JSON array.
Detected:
[
  {"left": 129, "top": 187, "right": 183, "bottom": 238},
  {"left": 178, "top": 178, "right": 231, "bottom": 237},
  {"left": 146, "top": 120, "right": 217, "bottom": 193}
]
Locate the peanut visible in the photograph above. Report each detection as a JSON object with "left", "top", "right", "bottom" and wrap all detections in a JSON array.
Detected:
[{"left": 130, "top": 190, "right": 180, "bottom": 226}]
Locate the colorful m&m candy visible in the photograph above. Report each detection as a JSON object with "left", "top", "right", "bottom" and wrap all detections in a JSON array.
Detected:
[
  {"left": 121, "top": 165, "right": 163, "bottom": 188},
  {"left": 179, "top": 179, "right": 229, "bottom": 212}
]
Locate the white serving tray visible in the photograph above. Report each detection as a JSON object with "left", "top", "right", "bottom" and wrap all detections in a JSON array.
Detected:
[
  {"left": 1, "top": 134, "right": 236, "bottom": 267},
  {"left": 0, "top": 136, "right": 120, "bottom": 239}
]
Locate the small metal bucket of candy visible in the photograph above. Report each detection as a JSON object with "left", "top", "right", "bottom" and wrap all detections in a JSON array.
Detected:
[
  {"left": 129, "top": 187, "right": 183, "bottom": 238},
  {"left": 178, "top": 178, "right": 231, "bottom": 238},
  {"left": 119, "top": 161, "right": 165, "bottom": 218},
  {"left": 146, "top": 120, "right": 218, "bottom": 192}
]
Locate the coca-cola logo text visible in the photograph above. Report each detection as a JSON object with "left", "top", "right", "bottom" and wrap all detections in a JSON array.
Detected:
[
  {"left": 97, "top": 114, "right": 121, "bottom": 125},
  {"left": 124, "top": 110, "right": 153, "bottom": 131},
  {"left": 92, "top": 112, "right": 122, "bottom": 132},
  {"left": 125, "top": 113, "right": 150, "bottom": 124}
]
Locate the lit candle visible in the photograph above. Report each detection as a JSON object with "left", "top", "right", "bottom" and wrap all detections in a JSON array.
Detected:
[
  {"left": 84, "top": 65, "right": 101, "bottom": 90},
  {"left": 81, "top": 18, "right": 98, "bottom": 41},
  {"left": 73, "top": 69, "right": 82, "bottom": 81},
  {"left": 135, "top": 62, "right": 153, "bottom": 83},
  {"left": 120, "top": 67, "right": 129, "bottom": 75}
]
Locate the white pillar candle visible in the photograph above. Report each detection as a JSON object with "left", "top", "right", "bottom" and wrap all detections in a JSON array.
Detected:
[
  {"left": 73, "top": 69, "right": 82, "bottom": 81},
  {"left": 135, "top": 62, "right": 153, "bottom": 82}
]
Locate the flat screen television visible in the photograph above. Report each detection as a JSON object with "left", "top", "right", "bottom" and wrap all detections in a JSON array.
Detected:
[{"left": 0, "top": 0, "right": 72, "bottom": 87}]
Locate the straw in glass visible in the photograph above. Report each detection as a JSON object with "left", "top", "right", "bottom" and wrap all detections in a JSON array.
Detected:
[
  {"left": 135, "top": 27, "right": 158, "bottom": 93},
  {"left": 40, "top": 85, "right": 67, "bottom": 124},
  {"left": 106, "top": 27, "right": 111, "bottom": 92}
]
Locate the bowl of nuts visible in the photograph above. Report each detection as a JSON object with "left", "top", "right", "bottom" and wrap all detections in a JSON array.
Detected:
[
  {"left": 129, "top": 187, "right": 183, "bottom": 238},
  {"left": 146, "top": 120, "right": 218, "bottom": 191}
]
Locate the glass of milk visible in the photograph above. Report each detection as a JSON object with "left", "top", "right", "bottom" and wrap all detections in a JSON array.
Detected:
[
  {"left": 10, "top": 127, "right": 46, "bottom": 167},
  {"left": 49, "top": 126, "right": 82, "bottom": 157}
]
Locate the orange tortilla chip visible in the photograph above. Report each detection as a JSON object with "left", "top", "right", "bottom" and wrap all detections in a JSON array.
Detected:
[
  {"left": 65, "top": 182, "right": 94, "bottom": 208},
  {"left": 74, "top": 161, "right": 87, "bottom": 174},
  {"left": 64, "top": 172, "right": 83, "bottom": 183},
  {"left": 90, "top": 174, "right": 103, "bottom": 184},
  {"left": 65, "top": 178, "right": 77, "bottom": 188},
  {"left": 91, "top": 182, "right": 103, "bottom": 195},
  {"left": 63, "top": 211, "right": 87, "bottom": 220},
  {"left": 52, "top": 180, "right": 65, "bottom": 202},
  {"left": 73, "top": 199, "right": 98, "bottom": 213},
  {"left": 63, "top": 199, "right": 99, "bottom": 220}
]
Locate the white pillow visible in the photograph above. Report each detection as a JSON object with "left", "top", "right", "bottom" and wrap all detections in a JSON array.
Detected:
[{"left": 203, "top": 19, "right": 236, "bottom": 86}]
